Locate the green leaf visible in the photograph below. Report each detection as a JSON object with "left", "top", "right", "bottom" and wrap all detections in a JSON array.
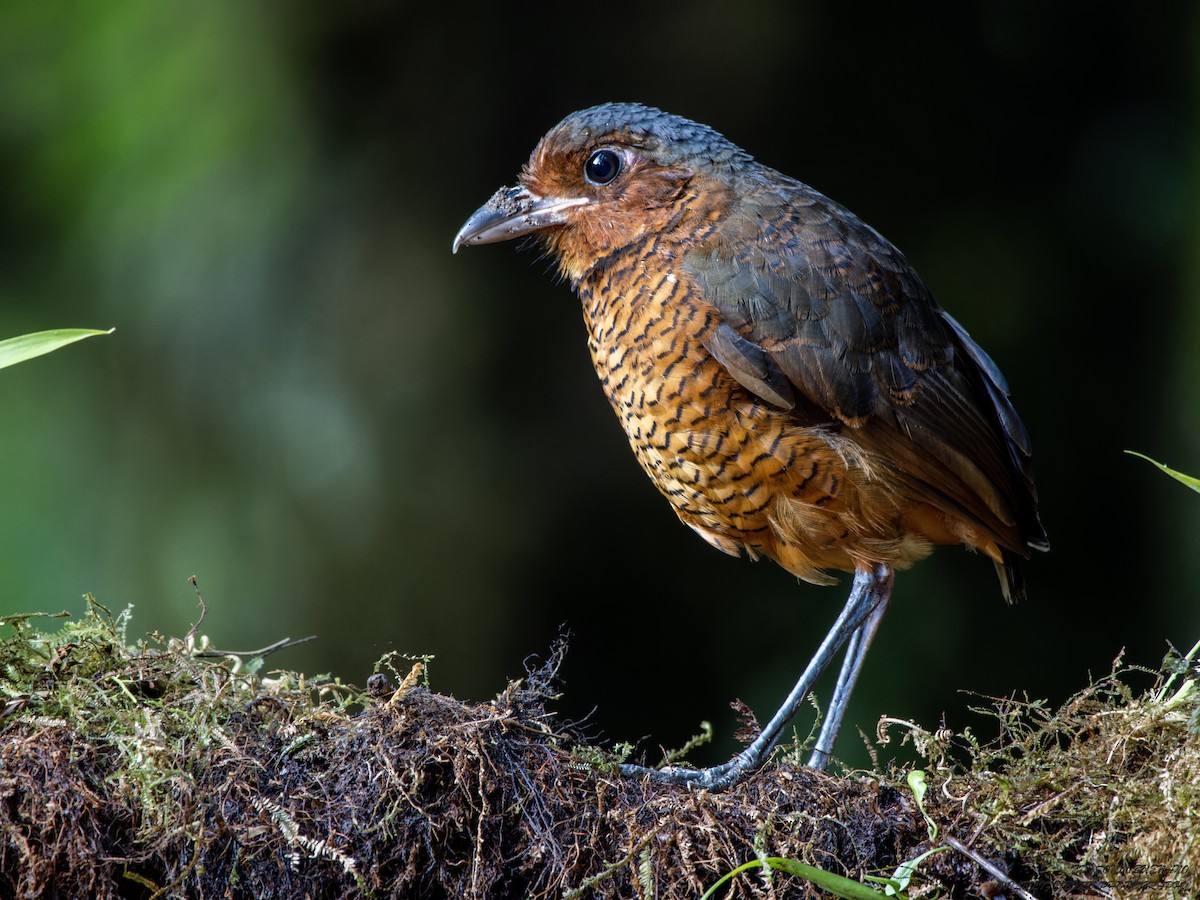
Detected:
[
  {"left": 1125, "top": 451, "right": 1200, "bottom": 494},
  {"left": 0, "top": 328, "right": 114, "bottom": 370},
  {"left": 872, "top": 846, "right": 948, "bottom": 895},
  {"left": 907, "top": 769, "right": 937, "bottom": 841},
  {"left": 907, "top": 769, "right": 928, "bottom": 806},
  {"left": 701, "top": 858, "right": 887, "bottom": 900}
]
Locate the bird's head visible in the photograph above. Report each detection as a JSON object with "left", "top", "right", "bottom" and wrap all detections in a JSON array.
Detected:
[{"left": 452, "top": 103, "right": 752, "bottom": 284}]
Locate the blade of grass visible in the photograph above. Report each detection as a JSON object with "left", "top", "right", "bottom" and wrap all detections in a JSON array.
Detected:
[
  {"left": 0, "top": 328, "right": 114, "bottom": 370},
  {"left": 1125, "top": 451, "right": 1200, "bottom": 494},
  {"left": 701, "top": 857, "right": 886, "bottom": 900}
]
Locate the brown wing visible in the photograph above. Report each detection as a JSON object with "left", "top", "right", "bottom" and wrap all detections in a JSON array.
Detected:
[{"left": 684, "top": 174, "right": 1047, "bottom": 567}]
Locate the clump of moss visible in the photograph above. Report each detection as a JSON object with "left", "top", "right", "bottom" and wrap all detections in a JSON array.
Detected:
[
  {"left": 0, "top": 596, "right": 1196, "bottom": 898},
  {"left": 876, "top": 642, "right": 1200, "bottom": 897},
  {"left": 0, "top": 598, "right": 372, "bottom": 896}
]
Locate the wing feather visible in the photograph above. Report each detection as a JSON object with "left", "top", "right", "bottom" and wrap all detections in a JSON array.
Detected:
[{"left": 684, "top": 176, "right": 1046, "bottom": 556}]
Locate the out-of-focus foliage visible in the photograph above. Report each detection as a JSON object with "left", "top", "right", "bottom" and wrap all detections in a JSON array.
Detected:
[{"left": 0, "top": 1, "right": 1197, "bottom": 768}]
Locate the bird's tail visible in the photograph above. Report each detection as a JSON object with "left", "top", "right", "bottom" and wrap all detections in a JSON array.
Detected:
[{"left": 995, "top": 548, "right": 1028, "bottom": 605}]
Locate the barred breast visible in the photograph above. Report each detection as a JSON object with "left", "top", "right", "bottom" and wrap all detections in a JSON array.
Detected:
[{"left": 579, "top": 245, "right": 933, "bottom": 586}]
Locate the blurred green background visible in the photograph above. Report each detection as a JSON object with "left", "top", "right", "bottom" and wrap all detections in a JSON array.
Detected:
[{"left": 2, "top": 3, "right": 1197, "bottom": 769}]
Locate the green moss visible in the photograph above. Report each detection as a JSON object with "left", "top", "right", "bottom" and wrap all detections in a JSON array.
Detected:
[
  {"left": 1, "top": 598, "right": 1196, "bottom": 898},
  {"left": 874, "top": 641, "right": 1200, "bottom": 896}
]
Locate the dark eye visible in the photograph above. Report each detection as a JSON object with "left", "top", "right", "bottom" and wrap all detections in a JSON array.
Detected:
[{"left": 584, "top": 149, "right": 622, "bottom": 186}]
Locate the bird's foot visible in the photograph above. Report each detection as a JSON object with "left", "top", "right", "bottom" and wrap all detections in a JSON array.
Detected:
[
  {"left": 617, "top": 735, "right": 782, "bottom": 791},
  {"left": 617, "top": 758, "right": 749, "bottom": 792},
  {"left": 618, "top": 731, "right": 837, "bottom": 791}
]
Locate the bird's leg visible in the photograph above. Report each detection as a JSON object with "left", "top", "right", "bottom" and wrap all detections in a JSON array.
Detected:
[
  {"left": 806, "top": 570, "right": 892, "bottom": 771},
  {"left": 619, "top": 563, "right": 893, "bottom": 791}
]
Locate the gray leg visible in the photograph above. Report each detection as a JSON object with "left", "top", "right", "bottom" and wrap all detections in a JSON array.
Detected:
[
  {"left": 806, "top": 574, "right": 891, "bottom": 770},
  {"left": 620, "top": 563, "right": 894, "bottom": 791}
]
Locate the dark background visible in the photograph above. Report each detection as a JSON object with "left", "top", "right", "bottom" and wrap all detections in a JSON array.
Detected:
[{"left": 1, "top": 3, "right": 1197, "bottom": 769}]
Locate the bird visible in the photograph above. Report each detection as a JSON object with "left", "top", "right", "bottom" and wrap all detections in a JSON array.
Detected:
[{"left": 452, "top": 102, "right": 1047, "bottom": 790}]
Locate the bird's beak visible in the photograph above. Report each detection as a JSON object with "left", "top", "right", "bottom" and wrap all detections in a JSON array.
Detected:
[{"left": 452, "top": 185, "right": 589, "bottom": 253}]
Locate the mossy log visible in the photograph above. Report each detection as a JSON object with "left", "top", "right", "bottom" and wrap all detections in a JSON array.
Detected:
[{"left": 1, "top": 600, "right": 1196, "bottom": 898}]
